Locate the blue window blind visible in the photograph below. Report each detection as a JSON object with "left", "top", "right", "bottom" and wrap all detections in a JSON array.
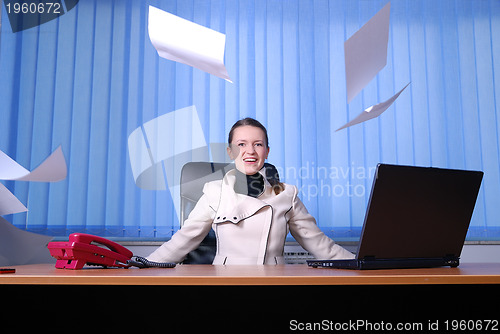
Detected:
[{"left": 0, "top": 0, "right": 499, "bottom": 240}]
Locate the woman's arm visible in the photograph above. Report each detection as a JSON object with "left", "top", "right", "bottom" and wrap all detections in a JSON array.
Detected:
[
  {"left": 287, "top": 186, "right": 355, "bottom": 260},
  {"left": 146, "top": 191, "right": 215, "bottom": 263}
]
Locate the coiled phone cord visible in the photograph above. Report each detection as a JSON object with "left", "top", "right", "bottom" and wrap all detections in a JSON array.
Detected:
[{"left": 127, "top": 256, "right": 176, "bottom": 268}]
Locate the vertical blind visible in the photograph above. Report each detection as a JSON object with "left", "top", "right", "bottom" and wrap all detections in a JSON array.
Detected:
[{"left": 0, "top": 0, "right": 499, "bottom": 240}]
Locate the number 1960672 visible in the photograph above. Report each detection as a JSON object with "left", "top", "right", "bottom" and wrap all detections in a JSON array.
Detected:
[{"left": 5, "top": 2, "right": 62, "bottom": 14}]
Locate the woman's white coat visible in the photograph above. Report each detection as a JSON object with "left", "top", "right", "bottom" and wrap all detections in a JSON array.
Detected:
[{"left": 147, "top": 168, "right": 354, "bottom": 265}]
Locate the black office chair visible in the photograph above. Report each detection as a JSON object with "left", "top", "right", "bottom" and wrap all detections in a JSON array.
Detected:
[
  {"left": 180, "top": 162, "right": 234, "bottom": 264},
  {"left": 179, "top": 162, "right": 282, "bottom": 264}
]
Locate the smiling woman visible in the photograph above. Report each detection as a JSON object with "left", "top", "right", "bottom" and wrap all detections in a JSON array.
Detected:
[
  {"left": 145, "top": 118, "right": 355, "bottom": 265},
  {"left": 227, "top": 119, "right": 270, "bottom": 176},
  {"left": 227, "top": 118, "right": 285, "bottom": 195}
]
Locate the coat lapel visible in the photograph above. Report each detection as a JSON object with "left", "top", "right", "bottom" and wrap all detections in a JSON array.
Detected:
[
  {"left": 213, "top": 169, "right": 271, "bottom": 224},
  {"left": 213, "top": 169, "right": 274, "bottom": 264}
]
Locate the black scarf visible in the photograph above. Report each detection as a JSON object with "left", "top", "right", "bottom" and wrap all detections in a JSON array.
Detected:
[{"left": 234, "top": 169, "right": 265, "bottom": 198}]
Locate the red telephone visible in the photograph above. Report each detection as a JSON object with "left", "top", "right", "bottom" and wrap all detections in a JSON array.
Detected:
[{"left": 47, "top": 233, "right": 133, "bottom": 269}]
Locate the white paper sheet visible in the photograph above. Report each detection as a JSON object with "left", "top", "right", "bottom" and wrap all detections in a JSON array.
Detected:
[
  {"left": 0, "top": 183, "right": 27, "bottom": 216},
  {"left": 336, "top": 82, "right": 410, "bottom": 132},
  {"left": 0, "top": 146, "right": 66, "bottom": 182},
  {"left": 344, "top": 2, "right": 391, "bottom": 103},
  {"left": 148, "top": 5, "right": 232, "bottom": 82},
  {"left": 0, "top": 146, "right": 67, "bottom": 216},
  {"left": 0, "top": 216, "right": 53, "bottom": 266},
  {"left": 16, "top": 146, "right": 66, "bottom": 182},
  {"left": 0, "top": 151, "right": 30, "bottom": 180}
]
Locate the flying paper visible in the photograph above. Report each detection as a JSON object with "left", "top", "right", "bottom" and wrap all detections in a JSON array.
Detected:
[
  {"left": 0, "top": 146, "right": 67, "bottom": 182},
  {"left": 148, "top": 5, "right": 232, "bottom": 82},
  {"left": 0, "top": 183, "right": 27, "bottom": 216},
  {"left": 345, "top": 2, "right": 391, "bottom": 103},
  {"left": 336, "top": 82, "right": 410, "bottom": 132},
  {"left": 0, "top": 216, "right": 53, "bottom": 266},
  {"left": 0, "top": 146, "right": 67, "bottom": 216}
]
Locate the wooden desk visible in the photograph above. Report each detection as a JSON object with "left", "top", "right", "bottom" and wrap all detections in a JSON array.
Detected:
[{"left": 1, "top": 263, "right": 500, "bottom": 285}]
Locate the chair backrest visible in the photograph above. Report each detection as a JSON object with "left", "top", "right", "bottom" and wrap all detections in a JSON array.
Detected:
[
  {"left": 179, "top": 162, "right": 233, "bottom": 264},
  {"left": 180, "top": 162, "right": 235, "bottom": 226}
]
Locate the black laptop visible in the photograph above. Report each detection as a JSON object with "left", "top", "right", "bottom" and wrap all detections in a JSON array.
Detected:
[{"left": 307, "top": 164, "right": 483, "bottom": 270}]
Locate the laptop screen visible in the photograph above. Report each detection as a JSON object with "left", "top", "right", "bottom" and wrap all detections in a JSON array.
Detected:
[{"left": 356, "top": 164, "right": 483, "bottom": 260}]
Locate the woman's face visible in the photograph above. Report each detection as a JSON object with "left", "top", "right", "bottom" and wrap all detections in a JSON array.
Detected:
[{"left": 227, "top": 125, "right": 270, "bottom": 175}]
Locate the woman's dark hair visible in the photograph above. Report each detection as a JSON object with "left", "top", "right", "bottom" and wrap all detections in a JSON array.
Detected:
[
  {"left": 228, "top": 117, "right": 285, "bottom": 195},
  {"left": 228, "top": 117, "right": 269, "bottom": 148}
]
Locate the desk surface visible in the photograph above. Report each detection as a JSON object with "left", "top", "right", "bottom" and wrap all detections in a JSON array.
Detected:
[{"left": 1, "top": 263, "right": 500, "bottom": 285}]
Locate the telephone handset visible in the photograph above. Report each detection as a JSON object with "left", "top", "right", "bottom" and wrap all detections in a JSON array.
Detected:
[{"left": 47, "top": 233, "right": 175, "bottom": 269}]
